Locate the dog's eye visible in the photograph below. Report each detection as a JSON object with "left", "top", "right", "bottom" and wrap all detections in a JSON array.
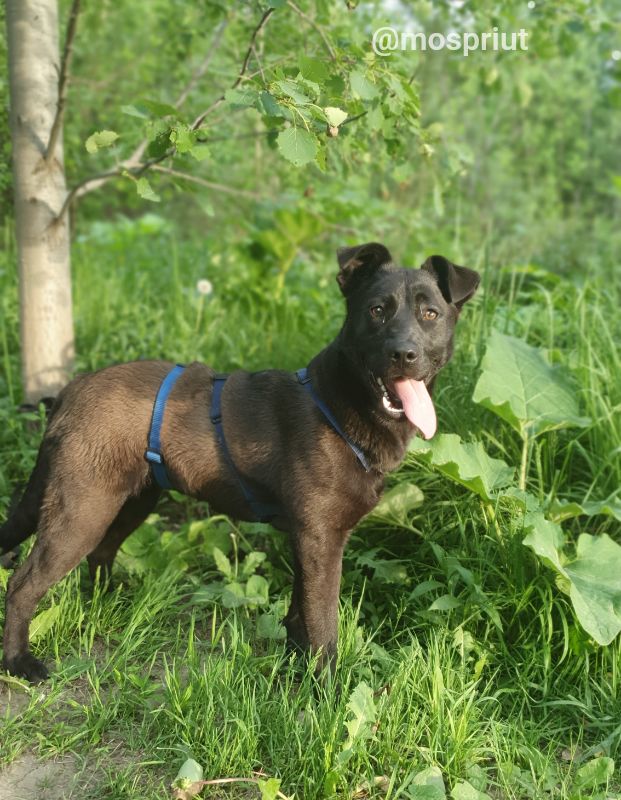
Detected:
[
  {"left": 369, "top": 305, "right": 385, "bottom": 320},
  {"left": 422, "top": 308, "right": 438, "bottom": 321}
]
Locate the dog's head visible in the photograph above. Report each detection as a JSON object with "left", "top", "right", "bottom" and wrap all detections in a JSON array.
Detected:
[{"left": 336, "top": 242, "right": 479, "bottom": 438}]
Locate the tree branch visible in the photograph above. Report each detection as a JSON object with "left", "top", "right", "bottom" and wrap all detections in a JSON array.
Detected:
[
  {"left": 150, "top": 165, "right": 261, "bottom": 199},
  {"left": 45, "top": 0, "right": 81, "bottom": 162},
  {"left": 174, "top": 20, "right": 229, "bottom": 109},
  {"left": 57, "top": 8, "right": 274, "bottom": 222},
  {"left": 191, "top": 8, "right": 274, "bottom": 131},
  {"left": 286, "top": 0, "right": 336, "bottom": 60}
]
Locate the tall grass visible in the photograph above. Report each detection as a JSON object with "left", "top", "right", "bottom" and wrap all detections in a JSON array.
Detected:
[{"left": 0, "top": 218, "right": 619, "bottom": 798}]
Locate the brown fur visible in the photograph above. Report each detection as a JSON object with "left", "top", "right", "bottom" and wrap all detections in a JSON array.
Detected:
[{"left": 0, "top": 244, "right": 479, "bottom": 681}]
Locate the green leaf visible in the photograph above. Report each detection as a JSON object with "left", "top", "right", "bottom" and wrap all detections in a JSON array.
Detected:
[
  {"left": 257, "top": 91, "right": 289, "bottom": 118},
  {"left": 245, "top": 574, "right": 269, "bottom": 605},
  {"left": 451, "top": 780, "right": 492, "bottom": 800},
  {"left": 141, "top": 99, "right": 179, "bottom": 118},
  {"left": 241, "top": 551, "right": 267, "bottom": 578},
  {"left": 409, "top": 433, "right": 515, "bottom": 501},
  {"left": 408, "top": 766, "right": 446, "bottom": 799},
  {"left": 29, "top": 605, "right": 60, "bottom": 642},
  {"left": 257, "top": 612, "right": 286, "bottom": 640},
  {"left": 221, "top": 582, "right": 246, "bottom": 608},
  {"left": 190, "top": 143, "right": 210, "bottom": 161},
  {"left": 121, "top": 104, "right": 149, "bottom": 119},
  {"left": 343, "top": 681, "right": 376, "bottom": 749},
  {"left": 190, "top": 521, "right": 231, "bottom": 557},
  {"left": 429, "top": 594, "right": 463, "bottom": 612},
  {"left": 173, "top": 758, "right": 203, "bottom": 785},
  {"left": 170, "top": 125, "right": 195, "bottom": 153},
  {"left": 549, "top": 496, "right": 621, "bottom": 523},
  {"left": 224, "top": 87, "right": 260, "bottom": 108},
  {"left": 212, "top": 546, "right": 232, "bottom": 578},
  {"left": 85, "top": 130, "right": 119, "bottom": 153},
  {"left": 524, "top": 519, "right": 621, "bottom": 645},
  {"left": 135, "top": 176, "right": 160, "bottom": 203},
  {"left": 274, "top": 79, "right": 311, "bottom": 105},
  {"left": 172, "top": 758, "right": 204, "bottom": 799},
  {"left": 573, "top": 757, "right": 614, "bottom": 790},
  {"left": 371, "top": 482, "right": 424, "bottom": 523},
  {"left": 473, "top": 330, "right": 591, "bottom": 438},
  {"left": 299, "top": 55, "right": 329, "bottom": 83},
  {"left": 350, "top": 70, "right": 378, "bottom": 100},
  {"left": 323, "top": 769, "right": 340, "bottom": 797},
  {"left": 522, "top": 512, "right": 567, "bottom": 574},
  {"left": 0, "top": 566, "right": 9, "bottom": 591},
  {"left": 258, "top": 777, "right": 282, "bottom": 800},
  {"left": 276, "top": 127, "right": 318, "bottom": 166},
  {"left": 324, "top": 106, "right": 348, "bottom": 127},
  {"left": 565, "top": 535, "right": 621, "bottom": 646}
]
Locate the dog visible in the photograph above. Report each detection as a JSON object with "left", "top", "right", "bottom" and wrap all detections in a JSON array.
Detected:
[{"left": 0, "top": 242, "right": 479, "bottom": 682}]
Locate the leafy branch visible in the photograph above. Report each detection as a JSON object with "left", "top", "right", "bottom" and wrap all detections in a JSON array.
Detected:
[{"left": 54, "top": 10, "right": 269, "bottom": 222}]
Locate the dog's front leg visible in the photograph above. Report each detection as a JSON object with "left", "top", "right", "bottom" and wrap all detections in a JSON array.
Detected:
[{"left": 284, "top": 527, "right": 348, "bottom": 673}]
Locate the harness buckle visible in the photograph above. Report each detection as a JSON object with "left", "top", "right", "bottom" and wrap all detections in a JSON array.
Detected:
[{"left": 145, "top": 449, "right": 163, "bottom": 465}]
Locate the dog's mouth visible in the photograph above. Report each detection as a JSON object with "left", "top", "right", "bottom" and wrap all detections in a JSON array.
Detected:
[{"left": 374, "top": 375, "right": 437, "bottom": 440}]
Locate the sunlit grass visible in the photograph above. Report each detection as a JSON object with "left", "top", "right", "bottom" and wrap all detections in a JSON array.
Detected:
[{"left": 0, "top": 220, "right": 619, "bottom": 798}]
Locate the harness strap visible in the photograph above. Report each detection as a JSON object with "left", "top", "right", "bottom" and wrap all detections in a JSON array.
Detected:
[
  {"left": 210, "top": 375, "right": 282, "bottom": 522},
  {"left": 145, "top": 364, "right": 186, "bottom": 489},
  {"left": 296, "top": 368, "right": 371, "bottom": 472}
]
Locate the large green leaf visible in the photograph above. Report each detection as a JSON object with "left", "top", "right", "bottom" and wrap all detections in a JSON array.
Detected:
[
  {"left": 451, "top": 781, "right": 492, "bottom": 800},
  {"left": 276, "top": 126, "right": 318, "bottom": 166},
  {"left": 524, "top": 519, "right": 621, "bottom": 645},
  {"left": 408, "top": 766, "right": 446, "bottom": 799},
  {"left": 370, "top": 482, "right": 424, "bottom": 523},
  {"left": 409, "top": 433, "right": 515, "bottom": 501},
  {"left": 565, "top": 535, "right": 621, "bottom": 646},
  {"left": 549, "top": 496, "right": 621, "bottom": 523},
  {"left": 473, "top": 330, "right": 590, "bottom": 437}
]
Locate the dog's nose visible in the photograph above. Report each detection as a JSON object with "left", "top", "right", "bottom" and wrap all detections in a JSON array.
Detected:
[{"left": 391, "top": 348, "right": 418, "bottom": 369}]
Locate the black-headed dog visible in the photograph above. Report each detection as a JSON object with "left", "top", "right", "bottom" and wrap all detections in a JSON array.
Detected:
[{"left": 1, "top": 243, "right": 479, "bottom": 681}]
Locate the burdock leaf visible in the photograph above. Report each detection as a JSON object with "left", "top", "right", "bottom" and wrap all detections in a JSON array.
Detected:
[
  {"left": 473, "top": 330, "right": 590, "bottom": 437},
  {"left": 409, "top": 433, "right": 515, "bottom": 500}
]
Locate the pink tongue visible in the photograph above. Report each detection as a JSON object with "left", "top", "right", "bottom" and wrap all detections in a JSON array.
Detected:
[{"left": 393, "top": 379, "right": 437, "bottom": 439}]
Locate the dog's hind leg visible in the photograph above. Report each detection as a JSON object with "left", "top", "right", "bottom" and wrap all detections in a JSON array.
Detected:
[
  {"left": 2, "top": 486, "right": 129, "bottom": 682},
  {"left": 87, "top": 484, "right": 161, "bottom": 586}
]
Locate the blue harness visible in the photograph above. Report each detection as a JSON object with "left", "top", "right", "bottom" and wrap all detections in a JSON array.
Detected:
[{"left": 145, "top": 365, "right": 370, "bottom": 522}]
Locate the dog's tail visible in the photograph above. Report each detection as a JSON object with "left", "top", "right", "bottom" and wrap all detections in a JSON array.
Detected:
[
  {"left": 1, "top": 398, "right": 59, "bottom": 559},
  {"left": 0, "top": 447, "right": 50, "bottom": 557}
]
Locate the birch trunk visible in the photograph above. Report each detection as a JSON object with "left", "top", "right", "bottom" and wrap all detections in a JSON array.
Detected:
[{"left": 6, "top": 0, "right": 74, "bottom": 404}]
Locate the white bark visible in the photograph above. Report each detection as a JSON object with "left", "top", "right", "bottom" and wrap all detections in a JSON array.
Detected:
[{"left": 6, "top": 0, "right": 74, "bottom": 403}]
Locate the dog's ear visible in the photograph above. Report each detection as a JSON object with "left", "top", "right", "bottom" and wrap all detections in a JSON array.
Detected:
[
  {"left": 336, "top": 242, "right": 393, "bottom": 294},
  {"left": 421, "top": 255, "right": 480, "bottom": 309}
]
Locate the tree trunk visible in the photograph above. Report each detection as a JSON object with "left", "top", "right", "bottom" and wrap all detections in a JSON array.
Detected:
[{"left": 6, "top": 0, "right": 74, "bottom": 404}]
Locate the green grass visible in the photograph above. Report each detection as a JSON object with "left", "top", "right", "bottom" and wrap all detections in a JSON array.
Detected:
[{"left": 1, "top": 218, "right": 620, "bottom": 799}]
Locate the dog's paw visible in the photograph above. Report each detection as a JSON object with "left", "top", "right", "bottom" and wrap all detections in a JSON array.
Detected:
[
  {"left": 0, "top": 548, "right": 20, "bottom": 569},
  {"left": 3, "top": 653, "right": 50, "bottom": 683}
]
